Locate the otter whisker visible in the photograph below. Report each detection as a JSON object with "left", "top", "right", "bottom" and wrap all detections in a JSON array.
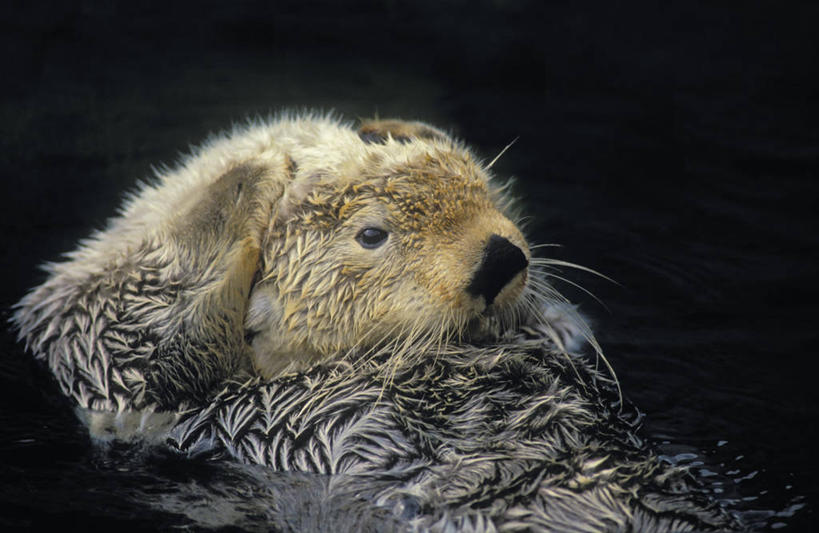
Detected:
[
  {"left": 539, "top": 272, "right": 610, "bottom": 312},
  {"left": 525, "top": 256, "right": 622, "bottom": 404},
  {"left": 526, "top": 277, "right": 571, "bottom": 304},
  {"left": 528, "top": 243, "right": 563, "bottom": 251},
  {"left": 382, "top": 318, "right": 443, "bottom": 398},
  {"left": 378, "top": 318, "right": 428, "bottom": 398},
  {"left": 486, "top": 137, "right": 518, "bottom": 170},
  {"left": 518, "top": 267, "right": 625, "bottom": 405},
  {"left": 356, "top": 321, "right": 405, "bottom": 365},
  {"left": 530, "top": 258, "right": 619, "bottom": 285},
  {"left": 430, "top": 311, "right": 451, "bottom": 368}
]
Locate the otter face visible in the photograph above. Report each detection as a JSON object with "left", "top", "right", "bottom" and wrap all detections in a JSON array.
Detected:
[{"left": 245, "top": 120, "right": 531, "bottom": 377}]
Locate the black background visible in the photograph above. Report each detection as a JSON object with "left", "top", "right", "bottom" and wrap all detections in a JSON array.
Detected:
[{"left": 1, "top": 1, "right": 818, "bottom": 530}]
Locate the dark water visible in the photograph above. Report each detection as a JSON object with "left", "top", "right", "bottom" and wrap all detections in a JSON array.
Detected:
[{"left": 1, "top": 1, "right": 817, "bottom": 530}]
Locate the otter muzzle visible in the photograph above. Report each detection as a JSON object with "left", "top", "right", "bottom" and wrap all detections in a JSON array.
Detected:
[{"left": 466, "top": 234, "right": 528, "bottom": 306}]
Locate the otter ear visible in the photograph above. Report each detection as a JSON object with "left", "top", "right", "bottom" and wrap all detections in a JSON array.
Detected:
[
  {"left": 149, "top": 163, "right": 286, "bottom": 405},
  {"left": 358, "top": 118, "right": 450, "bottom": 145}
]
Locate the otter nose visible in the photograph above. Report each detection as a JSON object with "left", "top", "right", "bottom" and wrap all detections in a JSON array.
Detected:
[{"left": 466, "top": 234, "right": 528, "bottom": 306}]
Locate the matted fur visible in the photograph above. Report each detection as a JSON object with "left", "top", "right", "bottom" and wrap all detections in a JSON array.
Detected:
[
  {"left": 153, "top": 330, "right": 734, "bottom": 532},
  {"left": 13, "top": 113, "right": 740, "bottom": 531}
]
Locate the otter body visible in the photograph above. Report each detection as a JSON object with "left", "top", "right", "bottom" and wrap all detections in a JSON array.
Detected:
[
  {"left": 13, "top": 114, "right": 740, "bottom": 531},
  {"left": 16, "top": 114, "right": 534, "bottom": 409}
]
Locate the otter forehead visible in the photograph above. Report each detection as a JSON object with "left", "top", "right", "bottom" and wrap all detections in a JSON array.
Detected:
[
  {"left": 281, "top": 144, "right": 495, "bottom": 233},
  {"left": 379, "top": 170, "right": 493, "bottom": 233}
]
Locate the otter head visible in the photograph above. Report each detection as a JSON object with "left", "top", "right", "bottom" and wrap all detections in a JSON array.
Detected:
[{"left": 245, "top": 119, "right": 531, "bottom": 377}]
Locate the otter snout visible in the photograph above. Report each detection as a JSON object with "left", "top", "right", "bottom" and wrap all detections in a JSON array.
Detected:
[{"left": 467, "top": 234, "right": 529, "bottom": 306}]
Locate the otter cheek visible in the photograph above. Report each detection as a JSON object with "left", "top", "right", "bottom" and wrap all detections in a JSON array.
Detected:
[{"left": 466, "top": 234, "right": 529, "bottom": 308}]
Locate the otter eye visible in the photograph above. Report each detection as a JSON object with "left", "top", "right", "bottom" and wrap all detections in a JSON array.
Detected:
[{"left": 356, "top": 227, "right": 389, "bottom": 249}]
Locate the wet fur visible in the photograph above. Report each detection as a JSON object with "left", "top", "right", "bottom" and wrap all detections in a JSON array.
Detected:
[{"left": 12, "top": 113, "right": 740, "bottom": 531}]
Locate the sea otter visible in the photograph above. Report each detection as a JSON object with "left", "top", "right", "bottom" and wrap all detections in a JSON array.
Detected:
[
  {"left": 14, "top": 113, "right": 565, "bottom": 410},
  {"left": 12, "top": 113, "right": 740, "bottom": 531}
]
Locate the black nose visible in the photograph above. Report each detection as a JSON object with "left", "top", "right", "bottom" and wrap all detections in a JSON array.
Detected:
[{"left": 466, "top": 234, "right": 528, "bottom": 306}]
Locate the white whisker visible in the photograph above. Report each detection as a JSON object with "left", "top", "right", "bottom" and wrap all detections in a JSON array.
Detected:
[
  {"left": 530, "top": 258, "right": 619, "bottom": 285},
  {"left": 486, "top": 137, "right": 518, "bottom": 170},
  {"left": 540, "top": 272, "right": 610, "bottom": 312},
  {"left": 528, "top": 243, "right": 563, "bottom": 251}
]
